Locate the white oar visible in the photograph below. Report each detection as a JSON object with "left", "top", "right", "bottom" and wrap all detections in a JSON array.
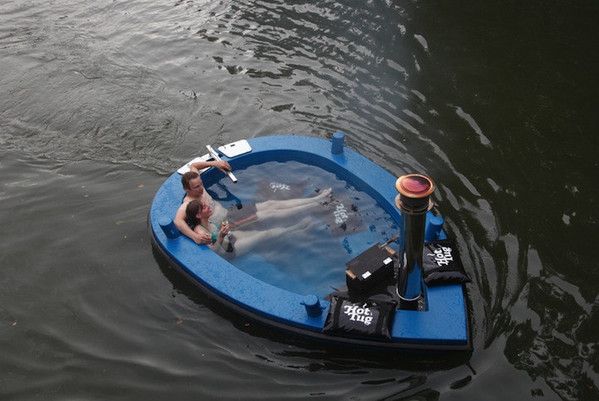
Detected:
[{"left": 206, "top": 145, "right": 238, "bottom": 183}]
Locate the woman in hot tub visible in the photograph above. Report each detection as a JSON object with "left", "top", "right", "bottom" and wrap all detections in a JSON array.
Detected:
[{"left": 184, "top": 199, "right": 316, "bottom": 255}]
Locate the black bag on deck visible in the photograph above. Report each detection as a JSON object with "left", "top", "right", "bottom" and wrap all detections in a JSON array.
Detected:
[
  {"left": 323, "top": 296, "right": 396, "bottom": 340},
  {"left": 345, "top": 243, "right": 395, "bottom": 296},
  {"left": 422, "top": 239, "right": 471, "bottom": 285}
]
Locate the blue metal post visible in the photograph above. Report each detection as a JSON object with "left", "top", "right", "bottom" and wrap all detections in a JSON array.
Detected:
[
  {"left": 331, "top": 131, "right": 345, "bottom": 154},
  {"left": 301, "top": 294, "right": 323, "bottom": 317},
  {"left": 159, "top": 218, "right": 181, "bottom": 239},
  {"left": 425, "top": 214, "right": 444, "bottom": 242}
]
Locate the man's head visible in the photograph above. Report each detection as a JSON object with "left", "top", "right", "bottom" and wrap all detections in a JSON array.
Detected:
[{"left": 182, "top": 171, "right": 204, "bottom": 197}]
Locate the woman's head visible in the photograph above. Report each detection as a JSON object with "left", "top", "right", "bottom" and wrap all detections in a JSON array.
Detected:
[
  {"left": 185, "top": 199, "right": 202, "bottom": 225},
  {"left": 185, "top": 199, "right": 211, "bottom": 225}
]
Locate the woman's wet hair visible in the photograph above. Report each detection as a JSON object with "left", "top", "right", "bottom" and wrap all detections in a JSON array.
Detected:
[
  {"left": 185, "top": 199, "right": 202, "bottom": 227},
  {"left": 182, "top": 171, "right": 199, "bottom": 190}
]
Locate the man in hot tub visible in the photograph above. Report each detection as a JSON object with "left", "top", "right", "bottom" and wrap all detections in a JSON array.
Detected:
[{"left": 174, "top": 160, "right": 331, "bottom": 245}]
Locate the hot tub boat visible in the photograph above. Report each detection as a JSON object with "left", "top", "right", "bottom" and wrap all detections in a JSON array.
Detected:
[{"left": 149, "top": 133, "right": 471, "bottom": 351}]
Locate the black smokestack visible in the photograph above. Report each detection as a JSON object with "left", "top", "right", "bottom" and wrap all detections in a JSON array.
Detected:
[{"left": 395, "top": 174, "right": 435, "bottom": 309}]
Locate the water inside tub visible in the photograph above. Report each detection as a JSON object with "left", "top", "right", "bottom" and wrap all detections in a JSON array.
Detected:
[{"left": 205, "top": 161, "right": 399, "bottom": 297}]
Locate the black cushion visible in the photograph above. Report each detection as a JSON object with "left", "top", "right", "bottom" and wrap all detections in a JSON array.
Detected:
[{"left": 422, "top": 239, "right": 471, "bottom": 285}]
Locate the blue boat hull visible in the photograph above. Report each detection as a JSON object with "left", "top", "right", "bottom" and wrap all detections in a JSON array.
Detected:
[{"left": 149, "top": 135, "right": 471, "bottom": 351}]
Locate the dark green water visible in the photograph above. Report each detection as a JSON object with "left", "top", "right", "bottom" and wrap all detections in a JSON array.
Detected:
[{"left": 1, "top": 1, "right": 597, "bottom": 400}]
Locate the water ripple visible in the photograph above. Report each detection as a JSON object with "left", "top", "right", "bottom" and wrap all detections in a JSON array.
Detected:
[{"left": 1, "top": 0, "right": 597, "bottom": 399}]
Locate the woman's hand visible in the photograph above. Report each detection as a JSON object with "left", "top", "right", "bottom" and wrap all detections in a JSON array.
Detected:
[
  {"left": 193, "top": 230, "right": 212, "bottom": 245},
  {"left": 218, "top": 222, "right": 230, "bottom": 239}
]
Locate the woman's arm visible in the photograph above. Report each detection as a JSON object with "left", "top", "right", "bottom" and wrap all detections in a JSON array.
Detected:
[{"left": 174, "top": 203, "right": 211, "bottom": 244}]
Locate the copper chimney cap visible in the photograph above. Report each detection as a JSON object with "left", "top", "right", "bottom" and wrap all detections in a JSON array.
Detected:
[{"left": 395, "top": 174, "right": 435, "bottom": 213}]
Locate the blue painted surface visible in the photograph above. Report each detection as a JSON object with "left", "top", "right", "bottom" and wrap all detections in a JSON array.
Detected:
[
  {"left": 331, "top": 131, "right": 345, "bottom": 155},
  {"left": 149, "top": 134, "right": 469, "bottom": 348}
]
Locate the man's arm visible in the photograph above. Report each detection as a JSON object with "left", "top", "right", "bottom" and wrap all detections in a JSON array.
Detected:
[
  {"left": 174, "top": 203, "right": 211, "bottom": 244},
  {"left": 190, "top": 159, "right": 231, "bottom": 173}
]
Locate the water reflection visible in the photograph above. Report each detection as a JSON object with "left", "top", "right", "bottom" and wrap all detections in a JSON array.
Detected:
[
  {"left": 505, "top": 276, "right": 599, "bottom": 401},
  {"left": 1, "top": 0, "right": 597, "bottom": 399}
]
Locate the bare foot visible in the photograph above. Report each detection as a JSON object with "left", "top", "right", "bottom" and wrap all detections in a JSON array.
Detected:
[{"left": 314, "top": 187, "right": 332, "bottom": 201}]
